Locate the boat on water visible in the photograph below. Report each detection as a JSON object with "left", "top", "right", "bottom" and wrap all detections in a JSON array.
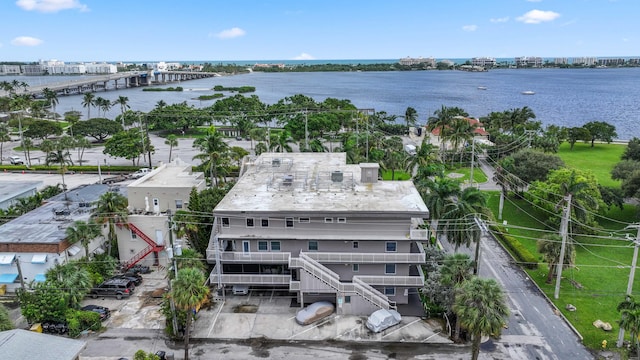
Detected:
[
  {"left": 477, "top": 86, "right": 488, "bottom": 90},
  {"left": 521, "top": 90, "right": 535, "bottom": 95}
]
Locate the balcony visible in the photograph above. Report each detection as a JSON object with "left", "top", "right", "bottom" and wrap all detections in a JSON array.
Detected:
[
  {"left": 210, "top": 272, "right": 291, "bottom": 285},
  {"left": 206, "top": 250, "right": 291, "bottom": 263},
  {"left": 306, "top": 249, "right": 424, "bottom": 264},
  {"left": 355, "top": 275, "right": 424, "bottom": 287}
]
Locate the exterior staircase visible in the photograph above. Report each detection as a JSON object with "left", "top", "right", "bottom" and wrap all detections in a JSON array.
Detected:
[
  {"left": 118, "top": 222, "right": 164, "bottom": 269},
  {"left": 291, "top": 253, "right": 396, "bottom": 310}
]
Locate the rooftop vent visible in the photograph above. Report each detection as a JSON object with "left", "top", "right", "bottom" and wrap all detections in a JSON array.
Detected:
[
  {"left": 283, "top": 174, "right": 294, "bottom": 186},
  {"left": 331, "top": 170, "right": 343, "bottom": 183},
  {"left": 272, "top": 158, "right": 281, "bottom": 167}
]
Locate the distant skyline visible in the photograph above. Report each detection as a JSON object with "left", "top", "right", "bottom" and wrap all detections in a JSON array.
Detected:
[{"left": 1, "top": 0, "right": 638, "bottom": 62}]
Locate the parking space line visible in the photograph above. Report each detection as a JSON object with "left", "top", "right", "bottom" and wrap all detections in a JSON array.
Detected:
[
  {"left": 422, "top": 330, "right": 443, "bottom": 342},
  {"left": 381, "top": 318, "right": 421, "bottom": 339},
  {"left": 207, "top": 300, "right": 225, "bottom": 338},
  {"left": 288, "top": 315, "right": 339, "bottom": 340},
  {"left": 336, "top": 324, "right": 361, "bottom": 339}
]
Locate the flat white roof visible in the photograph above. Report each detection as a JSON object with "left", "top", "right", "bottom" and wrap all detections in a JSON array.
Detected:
[
  {"left": 128, "top": 158, "right": 204, "bottom": 189},
  {"left": 215, "top": 153, "right": 428, "bottom": 216}
]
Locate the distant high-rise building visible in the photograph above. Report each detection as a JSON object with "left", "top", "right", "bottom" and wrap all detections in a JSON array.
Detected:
[
  {"left": 515, "top": 56, "right": 543, "bottom": 68},
  {"left": 471, "top": 57, "right": 496, "bottom": 68}
]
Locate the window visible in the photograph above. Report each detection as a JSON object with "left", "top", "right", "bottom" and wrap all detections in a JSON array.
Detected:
[
  {"left": 308, "top": 241, "right": 318, "bottom": 251},
  {"left": 271, "top": 241, "right": 281, "bottom": 251},
  {"left": 261, "top": 218, "right": 269, "bottom": 227},
  {"left": 353, "top": 241, "right": 359, "bottom": 249},
  {"left": 353, "top": 264, "right": 359, "bottom": 272},
  {"left": 175, "top": 199, "right": 183, "bottom": 209},
  {"left": 285, "top": 217, "right": 294, "bottom": 228},
  {"left": 299, "top": 217, "right": 310, "bottom": 223},
  {"left": 258, "top": 241, "right": 268, "bottom": 251},
  {"left": 386, "top": 242, "right": 397, "bottom": 252},
  {"left": 221, "top": 217, "right": 230, "bottom": 228},
  {"left": 385, "top": 264, "right": 396, "bottom": 274},
  {"left": 344, "top": 296, "right": 351, "bottom": 304},
  {"left": 324, "top": 217, "right": 333, "bottom": 223},
  {"left": 130, "top": 229, "right": 137, "bottom": 240},
  {"left": 337, "top": 217, "right": 346, "bottom": 223},
  {"left": 384, "top": 287, "right": 396, "bottom": 296},
  {"left": 246, "top": 218, "right": 255, "bottom": 227}
]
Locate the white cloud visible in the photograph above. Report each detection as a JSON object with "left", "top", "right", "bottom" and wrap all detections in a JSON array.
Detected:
[
  {"left": 16, "top": 0, "right": 88, "bottom": 13},
  {"left": 11, "top": 36, "right": 43, "bottom": 46},
  {"left": 490, "top": 17, "right": 509, "bottom": 23},
  {"left": 293, "top": 53, "right": 315, "bottom": 60},
  {"left": 213, "top": 27, "right": 246, "bottom": 39},
  {"left": 462, "top": 25, "right": 478, "bottom": 32},
  {"left": 516, "top": 9, "right": 560, "bottom": 24}
]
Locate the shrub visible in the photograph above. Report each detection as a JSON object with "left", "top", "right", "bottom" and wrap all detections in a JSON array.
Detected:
[{"left": 490, "top": 224, "right": 538, "bottom": 269}]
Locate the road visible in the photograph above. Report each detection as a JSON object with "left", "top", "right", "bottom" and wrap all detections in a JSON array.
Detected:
[{"left": 439, "top": 233, "right": 596, "bottom": 360}]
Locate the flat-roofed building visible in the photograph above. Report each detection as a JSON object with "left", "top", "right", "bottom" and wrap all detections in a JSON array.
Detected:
[
  {"left": 0, "top": 181, "right": 41, "bottom": 210},
  {"left": 0, "top": 329, "right": 85, "bottom": 360},
  {"left": 0, "top": 184, "right": 111, "bottom": 293},
  {"left": 115, "top": 158, "right": 206, "bottom": 269},
  {"left": 207, "top": 152, "right": 429, "bottom": 315}
]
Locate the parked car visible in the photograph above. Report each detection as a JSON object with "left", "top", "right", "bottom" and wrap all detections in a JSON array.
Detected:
[
  {"left": 9, "top": 156, "right": 24, "bottom": 165},
  {"left": 111, "top": 272, "right": 142, "bottom": 286},
  {"left": 129, "top": 264, "right": 151, "bottom": 274},
  {"left": 41, "top": 320, "right": 68, "bottom": 334},
  {"left": 295, "top": 301, "right": 335, "bottom": 325},
  {"left": 366, "top": 309, "right": 402, "bottom": 333},
  {"left": 81, "top": 304, "right": 111, "bottom": 321},
  {"left": 90, "top": 278, "right": 135, "bottom": 299},
  {"left": 130, "top": 168, "right": 151, "bottom": 179}
]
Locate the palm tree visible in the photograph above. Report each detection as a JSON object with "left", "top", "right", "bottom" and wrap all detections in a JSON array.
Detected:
[
  {"left": 171, "top": 267, "right": 210, "bottom": 360},
  {"left": 0, "top": 123, "right": 10, "bottom": 165},
  {"left": 92, "top": 192, "right": 128, "bottom": 257},
  {"left": 113, "top": 96, "right": 130, "bottom": 127},
  {"left": 427, "top": 106, "right": 468, "bottom": 154},
  {"left": 404, "top": 106, "right": 418, "bottom": 128},
  {"left": 95, "top": 97, "right": 111, "bottom": 118},
  {"left": 421, "top": 175, "right": 461, "bottom": 242},
  {"left": 45, "top": 262, "right": 92, "bottom": 309},
  {"left": 81, "top": 92, "right": 96, "bottom": 119},
  {"left": 164, "top": 134, "right": 178, "bottom": 162},
  {"left": 618, "top": 296, "right": 640, "bottom": 353},
  {"left": 269, "top": 130, "right": 293, "bottom": 153},
  {"left": 619, "top": 303, "right": 640, "bottom": 360},
  {"left": 22, "top": 137, "right": 33, "bottom": 167},
  {"left": 42, "top": 88, "right": 59, "bottom": 120},
  {"left": 440, "top": 253, "right": 475, "bottom": 340},
  {"left": 65, "top": 220, "right": 101, "bottom": 258},
  {"left": 448, "top": 117, "right": 476, "bottom": 164},
  {"left": 537, "top": 234, "right": 575, "bottom": 284},
  {"left": 46, "top": 147, "right": 73, "bottom": 199},
  {"left": 155, "top": 100, "right": 167, "bottom": 110},
  {"left": 192, "top": 126, "right": 230, "bottom": 188},
  {"left": 453, "top": 277, "right": 510, "bottom": 360}
]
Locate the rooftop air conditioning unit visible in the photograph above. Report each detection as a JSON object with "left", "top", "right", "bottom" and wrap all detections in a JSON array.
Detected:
[
  {"left": 272, "top": 158, "right": 281, "bottom": 167},
  {"left": 331, "top": 171, "right": 343, "bottom": 183},
  {"left": 283, "top": 174, "right": 294, "bottom": 186}
]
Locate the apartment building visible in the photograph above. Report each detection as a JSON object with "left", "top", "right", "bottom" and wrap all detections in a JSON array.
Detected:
[
  {"left": 399, "top": 57, "right": 436, "bottom": 67},
  {"left": 207, "top": 153, "right": 429, "bottom": 316},
  {"left": 471, "top": 57, "right": 496, "bottom": 68},
  {"left": 515, "top": 56, "right": 543, "bottom": 68},
  {"left": 115, "top": 158, "right": 206, "bottom": 269}
]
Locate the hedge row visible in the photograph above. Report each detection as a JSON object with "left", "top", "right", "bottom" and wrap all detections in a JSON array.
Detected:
[
  {"left": 489, "top": 224, "right": 538, "bottom": 269},
  {"left": 0, "top": 165, "right": 142, "bottom": 173}
]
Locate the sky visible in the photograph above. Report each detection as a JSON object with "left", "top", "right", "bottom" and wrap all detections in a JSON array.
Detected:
[{"left": 0, "top": 0, "right": 637, "bottom": 62}]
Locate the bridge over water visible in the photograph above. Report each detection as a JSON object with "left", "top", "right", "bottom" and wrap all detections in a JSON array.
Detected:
[{"left": 2, "top": 70, "right": 219, "bottom": 97}]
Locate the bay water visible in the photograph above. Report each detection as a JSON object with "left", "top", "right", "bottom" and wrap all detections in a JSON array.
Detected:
[{"left": 7, "top": 67, "right": 640, "bottom": 139}]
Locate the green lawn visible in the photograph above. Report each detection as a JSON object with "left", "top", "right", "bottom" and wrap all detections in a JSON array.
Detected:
[
  {"left": 487, "top": 192, "right": 639, "bottom": 350},
  {"left": 444, "top": 165, "right": 488, "bottom": 184},
  {"left": 557, "top": 142, "right": 625, "bottom": 188},
  {"left": 381, "top": 169, "right": 411, "bottom": 180}
]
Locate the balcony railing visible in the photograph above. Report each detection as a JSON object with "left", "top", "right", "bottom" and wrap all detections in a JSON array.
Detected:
[
  {"left": 206, "top": 251, "right": 291, "bottom": 263},
  {"left": 306, "top": 251, "right": 424, "bottom": 264},
  {"left": 355, "top": 275, "right": 424, "bottom": 287},
  {"left": 209, "top": 272, "right": 290, "bottom": 285}
]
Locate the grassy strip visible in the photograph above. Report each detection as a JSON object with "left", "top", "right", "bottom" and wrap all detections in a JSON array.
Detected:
[
  {"left": 381, "top": 169, "right": 411, "bottom": 180},
  {"left": 557, "top": 142, "right": 625, "bottom": 188},
  {"left": 444, "top": 166, "right": 488, "bottom": 184}
]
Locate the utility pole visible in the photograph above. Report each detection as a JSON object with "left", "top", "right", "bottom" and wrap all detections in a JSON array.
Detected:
[
  {"left": 554, "top": 194, "right": 572, "bottom": 299},
  {"left": 469, "top": 138, "right": 476, "bottom": 188},
  {"left": 304, "top": 110, "right": 309, "bottom": 151},
  {"left": 166, "top": 210, "right": 179, "bottom": 336},
  {"left": 617, "top": 224, "right": 640, "bottom": 347}
]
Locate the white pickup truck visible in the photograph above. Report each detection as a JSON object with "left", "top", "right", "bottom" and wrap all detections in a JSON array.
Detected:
[
  {"left": 130, "top": 168, "right": 151, "bottom": 179},
  {"left": 404, "top": 144, "right": 417, "bottom": 156},
  {"left": 9, "top": 156, "right": 24, "bottom": 165}
]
